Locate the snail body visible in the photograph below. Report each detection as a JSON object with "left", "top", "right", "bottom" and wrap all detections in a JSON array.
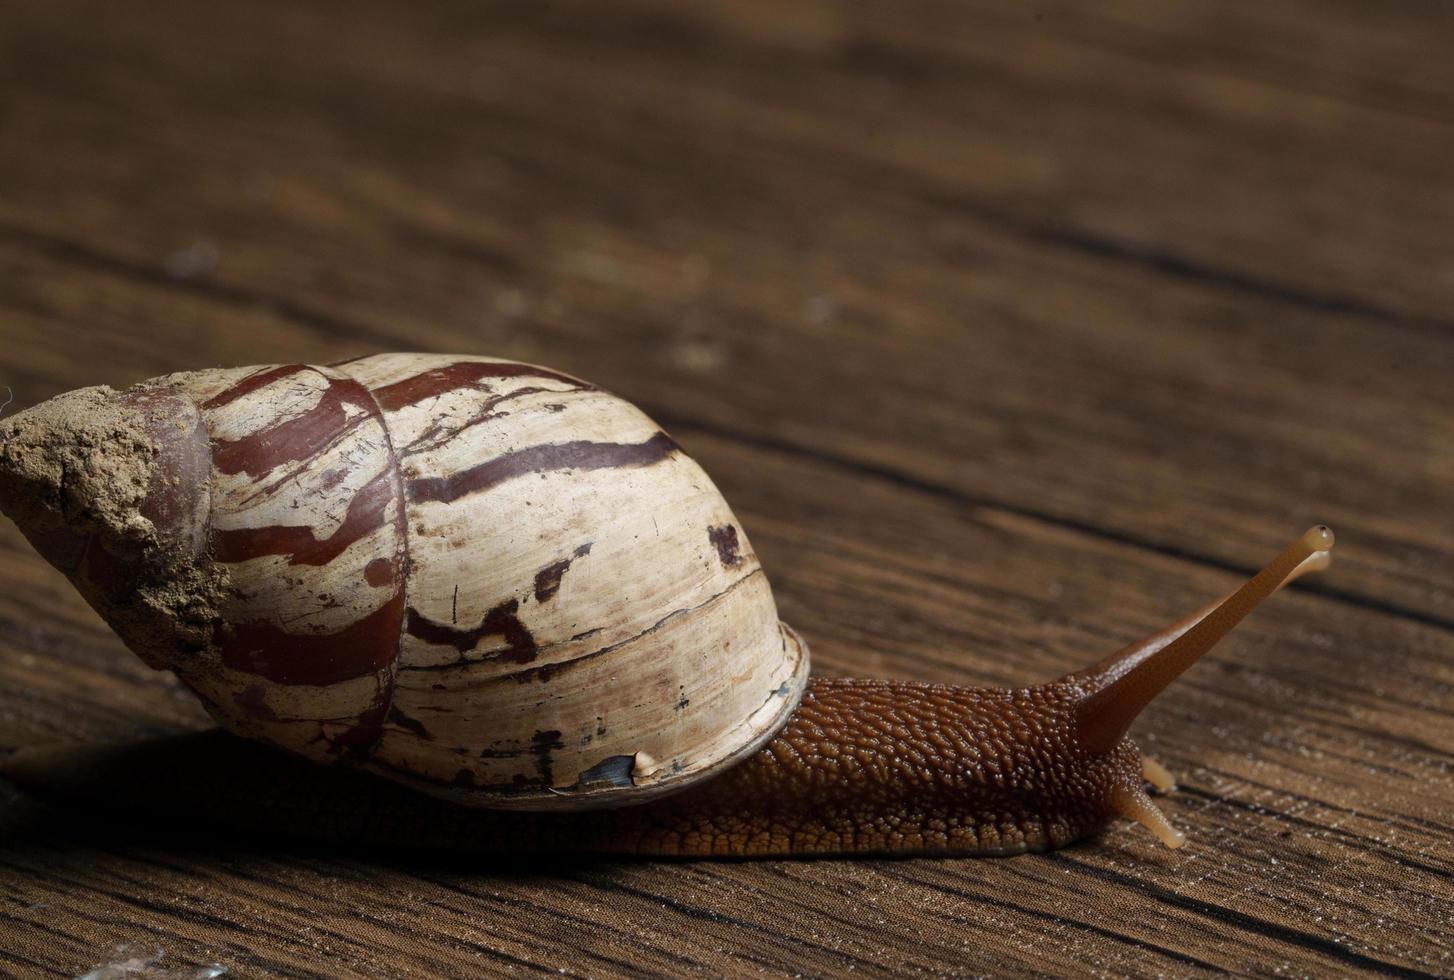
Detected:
[{"left": 0, "top": 355, "right": 1334, "bottom": 856}]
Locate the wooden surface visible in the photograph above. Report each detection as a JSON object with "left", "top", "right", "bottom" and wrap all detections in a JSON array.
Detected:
[{"left": 0, "top": 0, "right": 1451, "bottom": 976}]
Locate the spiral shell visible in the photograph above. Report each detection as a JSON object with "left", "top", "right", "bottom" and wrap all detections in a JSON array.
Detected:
[{"left": 0, "top": 354, "right": 810, "bottom": 809}]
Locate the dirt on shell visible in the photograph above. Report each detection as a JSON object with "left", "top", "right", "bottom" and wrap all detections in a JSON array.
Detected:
[
  {"left": 0, "top": 383, "right": 228, "bottom": 668},
  {"left": 0, "top": 386, "right": 154, "bottom": 544}
]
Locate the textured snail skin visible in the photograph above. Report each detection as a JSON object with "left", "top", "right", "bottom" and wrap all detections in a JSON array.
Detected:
[{"left": 579, "top": 677, "right": 1144, "bottom": 856}]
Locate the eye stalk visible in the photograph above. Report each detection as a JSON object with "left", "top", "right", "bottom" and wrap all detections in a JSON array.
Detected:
[{"left": 1075, "top": 526, "right": 1335, "bottom": 757}]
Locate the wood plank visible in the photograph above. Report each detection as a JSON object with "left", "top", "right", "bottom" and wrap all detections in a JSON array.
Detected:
[
  {"left": 0, "top": 0, "right": 1449, "bottom": 621},
  {"left": 0, "top": 0, "right": 1450, "bottom": 976},
  {"left": 2, "top": 427, "right": 1449, "bottom": 976}
]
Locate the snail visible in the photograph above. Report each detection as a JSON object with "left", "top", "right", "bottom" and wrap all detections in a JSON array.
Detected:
[{"left": 0, "top": 354, "right": 1334, "bottom": 857}]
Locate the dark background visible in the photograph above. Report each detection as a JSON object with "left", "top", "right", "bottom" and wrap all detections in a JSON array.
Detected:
[{"left": 1, "top": 1, "right": 1450, "bottom": 976}]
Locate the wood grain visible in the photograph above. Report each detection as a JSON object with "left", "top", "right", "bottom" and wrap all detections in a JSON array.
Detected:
[{"left": 0, "top": 0, "right": 1450, "bottom": 976}]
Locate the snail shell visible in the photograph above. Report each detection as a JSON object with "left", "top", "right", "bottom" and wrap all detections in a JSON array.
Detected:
[{"left": 0, "top": 354, "right": 810, "bottom": 809}]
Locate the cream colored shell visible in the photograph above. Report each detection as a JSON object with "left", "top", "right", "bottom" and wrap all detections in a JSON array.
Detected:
[{"left": 103, "top": 354, "right": 808, "bottom": 810}]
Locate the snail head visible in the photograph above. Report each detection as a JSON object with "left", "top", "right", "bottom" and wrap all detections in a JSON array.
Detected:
[{"left": 1064, "top": 525, "right": 1335, "bottom": 846}]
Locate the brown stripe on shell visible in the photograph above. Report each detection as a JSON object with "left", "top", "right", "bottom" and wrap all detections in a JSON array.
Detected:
[
  {"left": 200, "top": 364, "right": 310, "bottom": 410},
  {"left": 708, "top": 524, "right": 743, "bottom": 568},
  {"left": 533, "top": 542, "right": 592, "bottom": 602},
  {"left": 409, "top": 431, "right": 679, "bottom": 506},
  {"left": 404, "top": 600, "right": 538, "bottom": 665},
  {"left": 371, "top": 360, "right": 590, "bottom": 413},
  {"left": 330, "top": 699, "right": 393, "bottom": 759},
  {"left": 529, "top": 730, "right": 564, "bottom": 786},
  {"left": 364, "top": 557, "right": 394, "bottom": 586},
  {"left": 212, "top": 375, "right": 378, "bottom": 477},
  {"left": 217, "top": 598, "right": 404, "bottom": 686},
  {"left": 212, "top": 468, "right": 394, "bottom": 566},
  {"left": 400, "top": 385, "right": 583, "bottom": 456},
  {"left": 386, "top": 705, "right": 432, "bottom": 740}
]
